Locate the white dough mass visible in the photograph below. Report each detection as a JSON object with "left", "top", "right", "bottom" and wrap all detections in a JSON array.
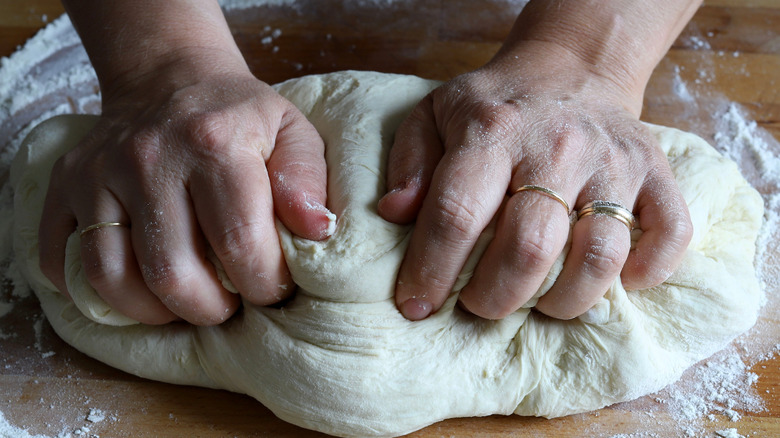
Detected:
[{"left": 11, "top": 71, "right": 764, "bottom": 437}]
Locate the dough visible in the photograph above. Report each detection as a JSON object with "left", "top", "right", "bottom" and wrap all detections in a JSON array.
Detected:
[{"left": 10, "top": 71, "right": 764, "bottom": 437}]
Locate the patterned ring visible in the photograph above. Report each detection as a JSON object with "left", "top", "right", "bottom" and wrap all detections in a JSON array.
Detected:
[{"left": 577, "top": 201, "right": 636, "bottom": 230}]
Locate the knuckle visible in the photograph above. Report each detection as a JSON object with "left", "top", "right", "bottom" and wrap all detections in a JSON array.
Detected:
[
  {"left": 428, "top": 195, "right": 486, "bottom": 244},
  {"left": 510, "top": 231, "right": 560, "bottom": 269},
  {"left": 140, "top": 259, "right": 196, "bottom": 295},
  {"left": 580, "top": 237, "right": 625, "bottom": 279},
  {"left": 83, "top": 255, "right": 125, "bottom": 292},
  {"left": 665, "top": 209, "right": 694, "bottom": 248},
  {"left": 210, "top": 220, "right": 268, "bottom": 264},
  {"left": 400, "top": 262, "right": 454, "bottom": 300},
  {"left": 183, "top": 113, "right": 235, "bottom": 156},
  {"left": 120, "top": 133, "right": 165, "bottom": 175},
  {"left": 469, "top": 101, "right": 522, "bottom": 141},
  {"left": 417, "top": 270, "right": 453, "bottom": 294}
]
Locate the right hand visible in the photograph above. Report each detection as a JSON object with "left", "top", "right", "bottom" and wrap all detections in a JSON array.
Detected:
[{"left": 39, "top": 57, "right": 332, "bottom": 325}]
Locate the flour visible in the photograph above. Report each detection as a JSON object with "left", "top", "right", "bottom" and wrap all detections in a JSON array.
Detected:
[
  {"left": 651, "top": 51, "right": 779, "bottom": 437},
  {"left": 672, "top": 65, "right": 695, "bottom": 103},
  {"left": 0, "top": 411, "right": 50, "bottom": 438},
  {"left": 662, "top": 346, "right": 766, "bottom": 432},
  {"left": 84, "top": 409, "right": 104, "bottom": 424},
  {"left": 715, "top": 428, "right": 745, "bottom": 438},
  {"left": 713, "top": 103, "right": 780, "bottom": 299},
  {"left": 715, "top": 102, "right": 780, "bottom": 182}
]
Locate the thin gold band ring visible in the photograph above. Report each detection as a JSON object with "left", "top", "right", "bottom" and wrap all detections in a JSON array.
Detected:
[
  {"left": 513, "top": 185, "right": 570, "bottom": 213},
  {"left": 80, "top": 222, "right": 127, "bottom": 237}
]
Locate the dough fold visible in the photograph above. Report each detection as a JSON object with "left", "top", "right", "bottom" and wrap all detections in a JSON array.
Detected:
[{"left": 10, "top": 71, "right": 764, "bottom": 437}]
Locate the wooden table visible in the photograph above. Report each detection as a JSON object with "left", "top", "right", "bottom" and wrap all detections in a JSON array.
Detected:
[{"left": 0, "top": 0, "right": 777, "bottom": 436}]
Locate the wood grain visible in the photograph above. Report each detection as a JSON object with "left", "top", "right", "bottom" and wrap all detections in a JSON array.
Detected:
[{"left": 0, "top": 0, "right": 778, "bottom": 437}]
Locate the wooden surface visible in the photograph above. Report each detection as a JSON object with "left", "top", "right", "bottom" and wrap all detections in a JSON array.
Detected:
[{"left": 0, "top": 0, "right": 778, "bottom": 437}]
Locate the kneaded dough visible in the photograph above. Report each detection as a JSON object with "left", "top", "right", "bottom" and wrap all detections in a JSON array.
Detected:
[{"left": 11, "top": 71, "right": 764, "bottom": 437}]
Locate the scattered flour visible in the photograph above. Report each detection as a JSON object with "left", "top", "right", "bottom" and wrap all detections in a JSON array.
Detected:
[
  {"left": 715, "top": 102, "right": 780, "bottom": 182},
  {"left": 85, "top": 409, "right": 104, "bottom": 424},
  {"left": 0, "top": 411, "right": 50, "bottom": 438},
  {"left": 672, "top": 65, "right": 695, "bottom": 103},
  {"left": 663, "top": 347, "right": 765, "bottom": 430},
  {"left": 715, "top": 428, "right": 745, "bottom": 438},
  {"left": 682, "top": 34, "right": 712, "bottom": 51},
  {"left": 0, "top": 407, "right": 114, "bottom": 438}
]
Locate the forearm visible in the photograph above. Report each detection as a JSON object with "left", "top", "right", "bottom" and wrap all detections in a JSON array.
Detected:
[
  {"left": 495, "top": 0, "right": 701, "bottom": 113},
  {"left": 62, "top": 0, "right": 249, "bottom": 100}
]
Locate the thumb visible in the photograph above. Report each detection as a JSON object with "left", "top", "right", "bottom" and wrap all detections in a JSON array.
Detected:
[
  {"left": 268, "top": 108, "right": 334, "bottom": 241},
  {"left": 377, "top": 94, "right": 443, "bottom": 224}
]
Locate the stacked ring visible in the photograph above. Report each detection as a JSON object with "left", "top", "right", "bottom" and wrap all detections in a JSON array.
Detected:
[
  {"left": 513, "top": 185, "right": 570, "bottom": 213},
  {"left": 577, "top": 201, "right": 635, "bottom": 230}
]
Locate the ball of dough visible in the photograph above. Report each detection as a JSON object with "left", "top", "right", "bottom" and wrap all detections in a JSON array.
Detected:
[{"left": 11, "top": 71, "right": 764, "bottom": 437}]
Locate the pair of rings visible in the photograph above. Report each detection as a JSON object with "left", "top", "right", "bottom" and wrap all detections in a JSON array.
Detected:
[{"left": 513, "top": 184, "right": 636, "bottom": 230}]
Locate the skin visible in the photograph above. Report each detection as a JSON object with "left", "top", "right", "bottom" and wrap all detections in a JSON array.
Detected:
[
  {"left": 44, "top": 0, "right": 333, "bottom": 325},
  {"left": 44, "top": 0, "right": 697, "bottom": 325},
  {"left": 379, "top": 0, "right": 699, "bottom": 320}
]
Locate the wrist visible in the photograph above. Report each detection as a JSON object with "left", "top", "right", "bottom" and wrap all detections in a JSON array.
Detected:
[
  {"left": 485, "top": 40, "right": 646, "bottom": 116},
  {"left": 64, "top": 0, "right": 251, "bottom": 104},
  {"left": 100, "top": 46, "right": 252, "bottom": 105},
  {"left": 492, "top": 0, "right": 701, "bottom": 116}
]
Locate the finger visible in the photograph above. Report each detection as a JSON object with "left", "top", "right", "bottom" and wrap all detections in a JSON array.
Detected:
[
  {"left": 395, "top": 147, "right": 510, "bottom": 320},
  {"left": 191, "top": 155, "right": 293, "bottom": 307},
  {"left": 132, "top": 185, "right": 240, "bottom": 326},
  {"left": 377, "top": 95, "right": 443, "bottom": 225},
  {"left": 458, "top": 187, "right": 571, "bottom": 319},
  {"left": 535, "top": 201, "right": 633, "bottom": 320},
  {"left": 38, "top": 174, "right": 76, "bottom": 298},
  {"left": 269, "top": 108, "right": 335, "bottom": 240},
  {"left": 79, "top": 192, "right": 178, "bottom": 325},
  {"left": 621, "top": 172, "right": 693, "bottom": 290}
]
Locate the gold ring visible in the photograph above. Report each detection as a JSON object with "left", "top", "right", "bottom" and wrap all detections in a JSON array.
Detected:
[
  {"left": 513, "top": 185, "right": 570, "bottom": 213},
  {"left": 577, "top": 201, "right": 635, "bottom": 230},
  {"left": 80, "top": 222, "right": 127, "bottom": 237}
]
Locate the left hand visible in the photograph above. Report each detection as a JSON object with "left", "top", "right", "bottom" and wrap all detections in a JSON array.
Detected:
[{"left": 378, "top": 40, "right": 693, "bottom": 321}]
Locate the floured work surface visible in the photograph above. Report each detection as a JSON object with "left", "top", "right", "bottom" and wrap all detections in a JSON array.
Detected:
[{"left": 8, "top": 70, "right": 766, "bottom": 437}]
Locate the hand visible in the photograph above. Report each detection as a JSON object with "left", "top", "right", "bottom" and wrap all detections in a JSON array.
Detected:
[
  {"left": 39, "top": 60, "right": 332, "bottom": 325},
  {"left": 378, "top": 41, "right": 693, "bottom": 321}
]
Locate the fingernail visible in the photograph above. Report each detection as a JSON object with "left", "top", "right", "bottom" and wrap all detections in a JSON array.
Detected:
[
  {"left": 304, "top": 196, "right": 337, "bottom": 238},
  {"left": 387, "top": 175, "right": 421, "bottom": 196},
  {"left": 399, "top": 297, "right": 433, "bottom": 320}
]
